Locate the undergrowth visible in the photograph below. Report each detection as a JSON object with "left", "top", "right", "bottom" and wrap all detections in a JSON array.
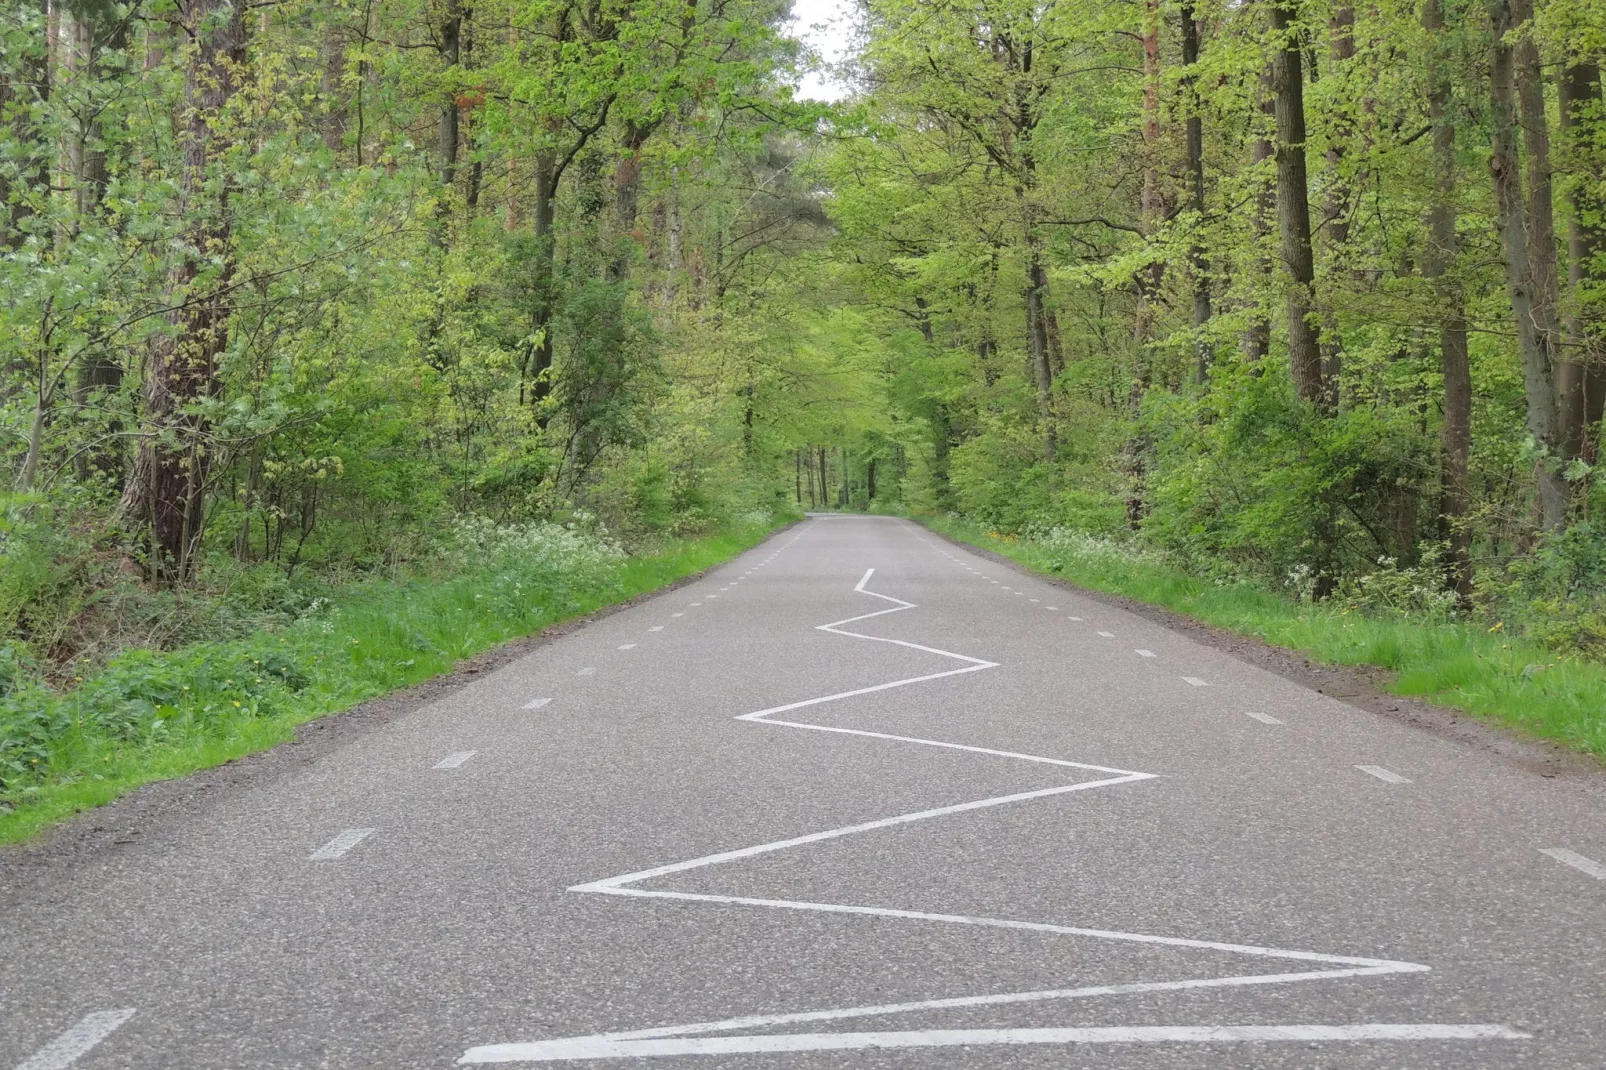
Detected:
[
  {"left": 0, "top": 514, "right": 785, "bottom": 844},
  {"left": 921, "top": 515, "right": 1606, "bottom": 762}
]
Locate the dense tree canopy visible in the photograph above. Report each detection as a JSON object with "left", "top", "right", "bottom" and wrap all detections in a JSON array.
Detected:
[{"left": 4, "top": 0, "right": 1606, "bottom": 666}]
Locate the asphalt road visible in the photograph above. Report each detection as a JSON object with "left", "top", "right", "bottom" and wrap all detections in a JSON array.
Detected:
[{"left": 4, "top": 515, "right": 1605, "bottom": 1069}]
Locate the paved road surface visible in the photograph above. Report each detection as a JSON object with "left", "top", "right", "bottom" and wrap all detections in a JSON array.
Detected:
[{"left": 4, "top": 515, "right": 1604, "bottom": 1068}]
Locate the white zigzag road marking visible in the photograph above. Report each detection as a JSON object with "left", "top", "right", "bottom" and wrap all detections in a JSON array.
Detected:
[{"left": 461, "top": 559, "right": 1521, "bottom": 1064}]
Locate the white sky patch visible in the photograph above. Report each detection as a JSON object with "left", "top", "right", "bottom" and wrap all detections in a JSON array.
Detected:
[{"left": 788, "top": 0, "right": 857, "bottom": 103}]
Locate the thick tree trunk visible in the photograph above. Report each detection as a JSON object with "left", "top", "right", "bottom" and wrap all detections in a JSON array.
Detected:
[
  {"left": 610, "top": 119, "right": 657, "bottom": 283},
  {"left": 1270, "top": 0, "right": 1328, "bottom": 409},
  {"left": 119, "top": 0, "right": 248, "bottom": 579},
  {"left": 1486, "top": 0, "right": 1567, "bottom": 528},
  {"left": 1423, "top": 0, "right": 1472, "bottom": 600},
  {"left": 1558, "top": 60, "right": 1604, "bottom": 471}
]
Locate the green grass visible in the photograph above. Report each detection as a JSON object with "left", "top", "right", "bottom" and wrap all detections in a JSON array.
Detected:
[
  {"left": 0, "top": 521, "right": 782, "bottom": 844},
  {"left": 920, "top": 514, "right": 1606, "bottom": 761}
]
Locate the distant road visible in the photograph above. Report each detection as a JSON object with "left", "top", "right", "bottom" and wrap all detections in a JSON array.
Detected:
[{"left": 4, "top": 515, "right": 1603, "bottom": 1068}]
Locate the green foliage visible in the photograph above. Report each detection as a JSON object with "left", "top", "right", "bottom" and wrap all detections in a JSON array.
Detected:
[{"left": 0, "top": 515, "right": 784, "bottom": 841}]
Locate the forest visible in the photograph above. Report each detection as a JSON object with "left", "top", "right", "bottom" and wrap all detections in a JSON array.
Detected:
[{"left": 3, "top": 0, "right": 1606, "bottom": 828}]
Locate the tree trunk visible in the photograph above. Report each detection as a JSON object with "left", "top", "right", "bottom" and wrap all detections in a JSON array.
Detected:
[
  {"left": 1558, "top": 60, "right": 1604, "bottom": 472},
  {"left": 1423, "top": 0, "right": 1472, "bottom": 601},
  {"left": 437, "top": 0, "right": 461, "bottom": 193},
  {"left": 1486, "top": 0, "right": 1567, "bottom": 528},
  {"left": 119, "top": 0, "right": 248, "bottom": 579},
  {"left": 1316, "top": 4, "right": 1355, "bottom": 408},
  {"left": 1180, "top": 0, "right": 1212, "bottom": 384},
  {"left": 527, "top": 151, "right": 558, "bottom": 406},
  {"left": 1271, "top": 0, "right": 1328, "bottom": 409},
  {"left": 1245, "top": 68, "right": 1275, "bottom": 364}
]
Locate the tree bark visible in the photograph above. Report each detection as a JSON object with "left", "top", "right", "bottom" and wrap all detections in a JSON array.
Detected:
[
  {"left": 1270, "top": 0, "right": 1328, "bottom": 409},
  {"left": 1558, "top": 59, "right": 1604, "bottom": 470},
  {"left": 437, "top": 0, "right": 461, "bottom": 192},
  {"left": 1245, "top": 67, "right": 1275, "bottom": 364},
  {"left": 1180, "top": 0, "right": 1212, "bottom": 384},
  {"left": 1423, "top": 0, "right": 1472, "bottom": 600},
  {"left": 1486, "top": 0, "right": 1567, "bottom": 528},
  {"left": 119, "top": 0, "right": 248, "bottom": 579}
]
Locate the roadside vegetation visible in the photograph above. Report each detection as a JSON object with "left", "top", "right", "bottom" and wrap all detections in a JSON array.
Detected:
[
  {"left": 0, "top": 514, "right": 784, "bottom": 844},
  {"left": 921, "top": 516, "right": 1606, "bottom": 761}
]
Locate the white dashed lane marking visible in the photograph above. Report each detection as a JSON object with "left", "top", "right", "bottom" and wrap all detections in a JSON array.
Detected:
[
  {"left": 1538, "top": 848, "right": 1606, "bottom": 880},
  {"left": 576, "top": 667, "right": 596, "bottom": 676},
  {"left": 618, "top": 644, "right": 637, "bottom": 650},
  {"left": 1356, "top": 765, "right": 1411, "bottom": 784},
  {"left": 523, "top": 697, "right": 552, "bottom": 709},
  {"left": 1181, "top": 676, "right": 1208, "bottom": 686},
  {"left": 649, "top": 626, "right": 664, "bottom": 632},
  {"left": 435, "top": 751, "right": 477, "bottom": 769},
  {"left": 1135, "top": 650, "right": 1156, "bottom": 658},
  {"left": 310, "top": 828, "right": 375, "bottom": 861},
  {"left": 13, "top": 1009, "right": 136, "bottom": 1070},
  {"left": 1096, "top": 631, "right": 1114, "bottom": 638},
  {"left": 1244, "top": 711, "right": 1283, "bottom": 725}
]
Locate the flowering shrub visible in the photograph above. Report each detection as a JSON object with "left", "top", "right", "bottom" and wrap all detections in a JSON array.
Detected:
[
  {"left": 443, "top": 515, "right": 624, "bottom": 575},
  {"left": 1027, "top": 526, "right": 1169, "bottom": 576}
]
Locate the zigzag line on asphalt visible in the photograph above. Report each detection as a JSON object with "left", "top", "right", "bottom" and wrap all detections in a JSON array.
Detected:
[{"left": 460, "top": 559, "right": 1521, "bottom": 1063}]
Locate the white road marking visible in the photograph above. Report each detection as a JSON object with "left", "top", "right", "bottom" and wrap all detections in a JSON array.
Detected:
[
  {"left": 1245, "top": 711, "right": 1283, "bottom": 725},
  {"left": 459, "top": 567, "right": 1487, "bottom": 1063},
  {"left": 618, "top": 643, "right": 637, "bottom": 650},
  {"left": 434, "top": 751, "right": 477, "bottom": 769},
  {"left": 13, "top": 1009, "right": 137, "bottom": 1070},
  {"left": 648, "top": 626, "right": 663, "bottom": 632},
  {"left": 689, "top": 602, "right": 702, "bottom": 607},
  {"left": 1539, "top": 848, "right": 1606, "bottom": 880},
  {"left": 575, "top": 667, "right": 595, "bottom": 676},
  {"left": 671, "top": 612, "right": 684, "bottom": 617},
  {"left": 309, "top": 828, "right": 375, "bottom": 860},
  {"left": 1135, "top": 650, "right": 1156, "bottom": 658},
  {"left": 461, "top": 1023, "right": 1527, "bottom": 1062},
  {"left": 522, "top": 697, "right": 552, "bottom": 709},
  {"left": 1067, "top": 615, "right": 1083, "bottom": 621},
  {"left": 1029, "top": 598, "right": 1040, "bottom": 603},
  {"left": 1096, "top": 631, "right": 1114, "bottom": 638},
  {"left": 1046, "top": 606, "right": 1058, "bottom": 611},
  {"left": 1182, "top": 676, "right": 1208, "bottom": 686},
  {"left": 1356, "top": 765, "right": 1411, "bottom": 784}
]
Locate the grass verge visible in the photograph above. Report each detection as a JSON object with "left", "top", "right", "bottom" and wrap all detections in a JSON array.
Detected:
[
  {"left": 919, "top": 514, "right": 1606, "bottom": 761},
  {"left": 0, "top": 520, "right": 781, "bottom": 844}
]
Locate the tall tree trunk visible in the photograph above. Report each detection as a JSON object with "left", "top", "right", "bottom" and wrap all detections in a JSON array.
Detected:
[
  {"left": 1558, "top": 59, "right": 1604, "bottom": 471},
  {"left": 527, "top": 151, "right": 558, "bottom": 407},
  {"left": 119, "top": 0, "right": 248, "bottom": 579},
  {"left": 1245, "top": 68, "right": 1276, "bottom": 364},
  {"left": 610, "top": 119, "right": 657, "bottom": 282},
  {"left": 1180, "top": 0, "right": 1212, "bottom": 384},
  {"left": 1424, "top": 0, "right": 1472, "bottom": 600},
  {"left": 437, "top": 0, "right": 461, "bottom": 192},
  {"left": 1315, "top": 4, "right": 1355, "bottom": 408},
  {"left": 1487, "top": 0, "right": 1567, "bottom": 528},
  {"left": 1271, "top": 0, "right": 1328, "bottom": 409}
]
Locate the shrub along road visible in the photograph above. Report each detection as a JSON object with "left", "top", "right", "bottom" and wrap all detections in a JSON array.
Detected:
[{"left": 2, "top": 515, "right": 1603, "bottom": 1068}]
